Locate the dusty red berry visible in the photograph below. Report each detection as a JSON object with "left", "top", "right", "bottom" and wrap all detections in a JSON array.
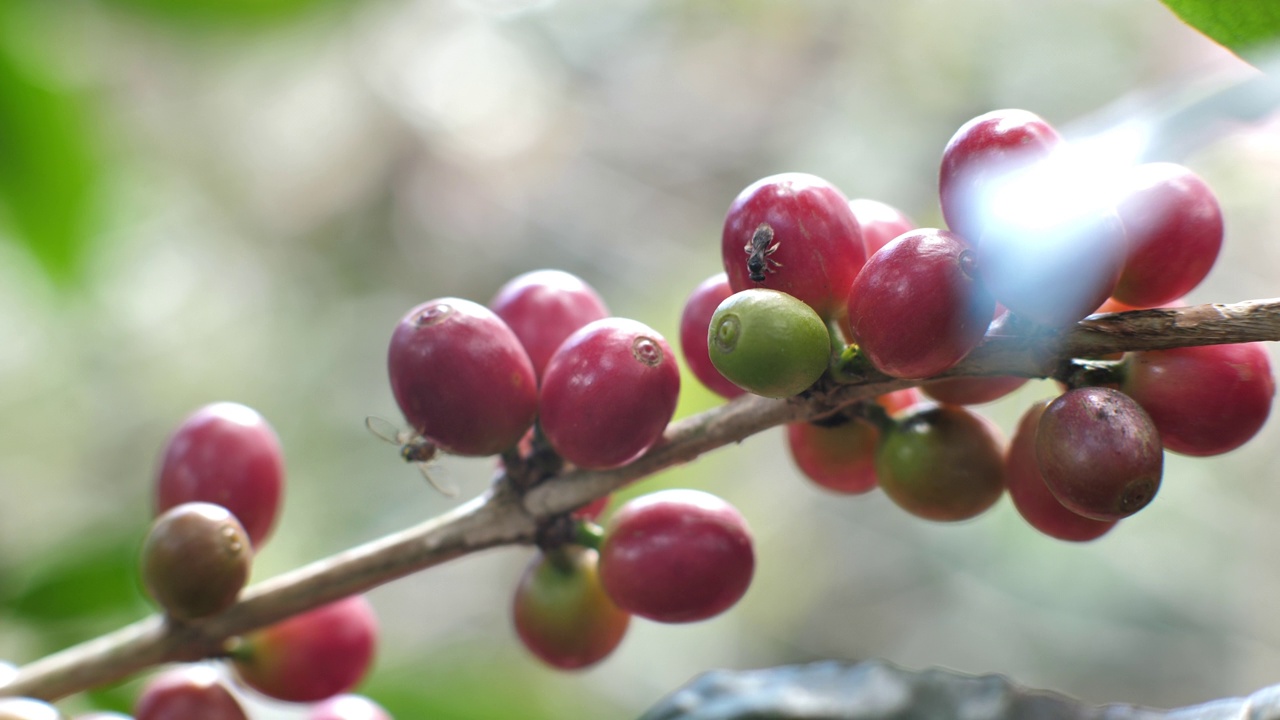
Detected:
[
  {"left": 847, "top": 229, "right": 994, "bottom": 378},
  {"left": 599, "top": 490, "right": 753, "bottom": 624},
  {"left": 787, "top": 414, "right": 880, "bottom": 495},
  {"left": 539, "top": 318, "right": 680, "bottom": 469},
  {"left": 387, "top": 298, "right": 538, "bottom": 457},
  {"left": 679, "top": 273, "right": 746, "bottom": 399},
  {"left": 134, "top": 665, "right": 247, "bottom": 720},
  {"left": 1036, "top": 387, "right": 1162, "bottom": 521},
  {"left": 512, "top": 546, "right": 630, "bottom": 670},
  {"left": 1006, "top": 401, "right": 1116, "bottom": 542},
  {"left": 722, "top": 173, "right": 865, "bottom": 321},
  {"left": 231, "top": 596, "right": 378, "bottom": 703},
  {"left": 141, "top": 502, "right": 251, "bottom": 621},
  {"left": 155, "top": 402, "right": 284, "bottom": 549},
  {"left": 1120, "top": 343, "right": 1274, "bottom": 456},
  {"left": 1112, "top": 163, "right": 1222, "bottom": 308},
  {"left": 489, "top": 269, "right": 610, "bottom": 382}
]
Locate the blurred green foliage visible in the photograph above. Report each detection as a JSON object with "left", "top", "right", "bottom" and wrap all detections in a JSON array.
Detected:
[{"left": 1160, "top": 0, "right": 1280, "bottom": 60}]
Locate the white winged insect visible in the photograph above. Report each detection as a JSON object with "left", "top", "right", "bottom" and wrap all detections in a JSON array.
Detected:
[{"left": 364, "top": 416, "right": 456, "bottom": 496}]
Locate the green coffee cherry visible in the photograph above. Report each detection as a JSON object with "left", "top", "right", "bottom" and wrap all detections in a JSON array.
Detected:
[{"left": 707, "top": 289, "right": 830, "bottom": 398}]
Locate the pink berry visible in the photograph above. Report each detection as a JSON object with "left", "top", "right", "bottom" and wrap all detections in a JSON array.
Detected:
[
  {"left": 387, "top": 298, "right": 538, "bottom": 456},
  {"left": 848, "top": 198, "right": 915, "bottom": 258},
  {"left": 134, "top": 665, "right": 247, "bottom": 720},
  {"left": 679, "top": 273, "right": 746, "bottom": 399},
  {"left": 489, "top": 269, "right": 610, "bottom": 382},
  {"left": 155, "top": 402, "right": 284, "bottom": 549}
]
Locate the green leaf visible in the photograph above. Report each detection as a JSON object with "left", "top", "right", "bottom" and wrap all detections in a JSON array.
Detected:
[
  {"left": 1, "top": 531, "right": 149, "bottom": 632},
  {"left": 1159, "top": 0, "right": 1280, "bottom": 60},
  {"left": 101, "top": 0, "right": 346, "bottom": 26}
]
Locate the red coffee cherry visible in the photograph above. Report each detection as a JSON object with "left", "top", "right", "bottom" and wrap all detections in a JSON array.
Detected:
[
  {"left": 308, "top": 695, "right": 392, "bottom": 720},
  {"left": 539, "top": 318, "right": 680, "bottom": 470},
  {"left": 1112, "top": 162, "right": 1223, "bottom": 308},
  {"left": 141, "top": 502, "right": 251, "bottom": 621},
  {"left": 1006, "top": 401, "right": 1116, "bottom": 542},
  {"left": 0, "top": 699, "right": 67, "bottom": 720},
  {"left": 387, "top": 298, "right": 538, "bottom": 457},
  {"left": 786, "top": 414, "right": 880, "bottom": 495},
  {"left": 679, "top": 273, "right": 746, "bottom": 400},
  {"left": 847, "top": 229, "right": 994, "bottom": 379},
  {"left": 155, "top": 402, "right": 284, "bottom": 549},
  {"left": 876, "top": 404, "right": 1005, "bottom": 522},
  {"left": 599, "top": 489, "right": 754, "bottom": 624},
  {"left": 512, "top": 546, "right": 630, "bottom": 670},
  {"left": 939, "top": 108, "right": 1065, "bottom": 245},
  {"left": 721, "top": 173, "right": 865, "bottom": 321},
  {"left": 134, "top": 665, "right": 247, "bottom": 720},
  {"left": 489, "top": 269, "right": 610, "bottom": 382},
  {"left": 1036, "top": 387, "right": 1162, "bottom": 521},
  {"left": 848, "top": 198, "right": 915, "bottom": 258},
  {"left": 230, "top": 595, "right": 378, "bottom": 703},
  {"left": 1120, "top": 343, "right": 1274, "bottom": 457}
]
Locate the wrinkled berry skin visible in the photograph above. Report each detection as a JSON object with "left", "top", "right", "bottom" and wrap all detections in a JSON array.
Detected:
[
  {"left": 489, "top": 269, "right": 610, "bottom": 382},
  {"left": 679, "top": 273, "right": 746, "bottom": 400},
  {"left": 539, "top": 318, "right": 680, "bottom": 470},
  {"left": 308, "top": 695, "right": 392, "bottom": 720},
  {"left": 1006, "top": 401, "right": 1116, "bottom": 542},
  {"left": 134, "top": 665, "right": 248, "bottom": 720},
  {"left": 512, "top": 547, "right": 630, "bottom": 670},
  {"left": 721, "top": 173, "right": 865, "bottom": 321},
  {"left": 141, "top": 502, "right": 251, "bottom": 621},
  {"left": 387, "top": 298, "right": 538, "bottom": 457},
  {"left": 1036, "top": 387, "right": 1162, "bottom": 521},
  {"left": 1120, "top": 343, "right": 1274, "bottom": 457},
  {"left": 155, "top": 402, "right": 284, "bottom": 549},
  {"left": 599, "top": 489, "right": 754, "bottom": 624},
  {"left": 846, "top": 229, "right": 993, "bottom": 379},
  {"left": 231, "top": 596, "right": 378, "bottom": 704}
]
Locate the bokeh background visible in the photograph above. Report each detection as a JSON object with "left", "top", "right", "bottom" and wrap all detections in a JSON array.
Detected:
[{"left": 1, "top": 0, "right": 1279, "bottom": 717}]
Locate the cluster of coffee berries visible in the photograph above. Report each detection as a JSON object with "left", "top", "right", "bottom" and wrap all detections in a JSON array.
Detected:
[
  {"left": 2, "top": 403, "right": 390, "bottom": 719},
  {"left": 681, "top": 108, "right": 1273, "bottom": 542},
  {"left": 381, "top": 271, "right": 756, "bottom": 670}
]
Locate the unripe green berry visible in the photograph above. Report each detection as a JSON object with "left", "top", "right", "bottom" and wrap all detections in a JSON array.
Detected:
[{"left": 707, "top": 289, "right": 830, "bottom": 398}]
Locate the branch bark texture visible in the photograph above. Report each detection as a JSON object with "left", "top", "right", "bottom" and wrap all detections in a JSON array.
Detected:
[{"left": 4, "top": 299, "right": 1280, "bottom": 702}]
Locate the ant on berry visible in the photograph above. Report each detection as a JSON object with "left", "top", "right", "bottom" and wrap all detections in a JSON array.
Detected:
[
  {"left": 364, "top": 416, "right": 456, "bottom": 496},
  {"left": 744, "top": 222, "right": 782, "bottom": 282}
]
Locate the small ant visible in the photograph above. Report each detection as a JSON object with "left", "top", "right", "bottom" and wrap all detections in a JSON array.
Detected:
[
  {"left": 744, "top": 222, "right": 782, "bottom": 282},
  {"left": 364, "top": 416, "right": 455, "bottom": 496}
]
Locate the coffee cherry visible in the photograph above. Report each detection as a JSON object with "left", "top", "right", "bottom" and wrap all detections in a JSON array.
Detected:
[
  {"left": 1036, "top": 387, "right": 1162, "bottom": 521},
  {"left": 387, "top": 298, "right": 538, "bottom": 457},
  {"left": 539, "top": 318, "right": 680, "bottom": 470},
  {"left": 1112, "top": 163, "right": 1223, "bottom": 308},
  {"left": 878, "top": 387, "right": 923, "bottom": 416},
  {"left": 599, "top": 489, "right": 753, "bottom": 624},
  {"left": 786, "top": 414, "right": 879, "bottom": 495},
  {"left": 939, "top": 108, "right": 1065, "bottom": 245},
  {"left": 721, "top": 173, "right": 865, "bottom": 321},
  {"left": 1006, "top": 401, "right": 1116, "bottom": 542},
  {"left": 155, "top": 402, "right": 284, "bottom": 549},
  {"left": 308, "top": 695, "right": 392, "bottom": 720},
  {"left": 679, "top": 273, "right": 746, "bottom": 400},
  {"left": 922, "top": 376, "right": 1027, "bottom": 406},
  {"left": 512, "top": 546, "right": 630, "bottom": 670},
  {"left": 134, "top": 665, "right": 247, "bottom": 720},
  {"left": 847, "top": 228, "right": 994, "bottom": 378},
  {"left": 876, "top": 404, "right": 1005, "bottom": 522},
  {"left": 489, "top": 269, "right": 610, "bottom": 382},
  {"left": 848, "top": 198, "right": 915, "bottom": 258},
  {"left": 1120, "top": 343, "right": 1274, "bottom": 456},
  {"left": 230, "top": 595, "right": 378, "bottom": 703},
  {"left": 0, "top": 699, "right": 66, "bottom": 720},
  {"left": 141, "top": 503, "right": 251, "bottom": 621},
  {"left": 707, "top": 289, "right": 830, "bottom": 398}
]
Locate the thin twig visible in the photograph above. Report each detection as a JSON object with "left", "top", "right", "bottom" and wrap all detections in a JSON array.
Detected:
[{"left": 4, "top": 299, "right": 1280, "bottom": 702}]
